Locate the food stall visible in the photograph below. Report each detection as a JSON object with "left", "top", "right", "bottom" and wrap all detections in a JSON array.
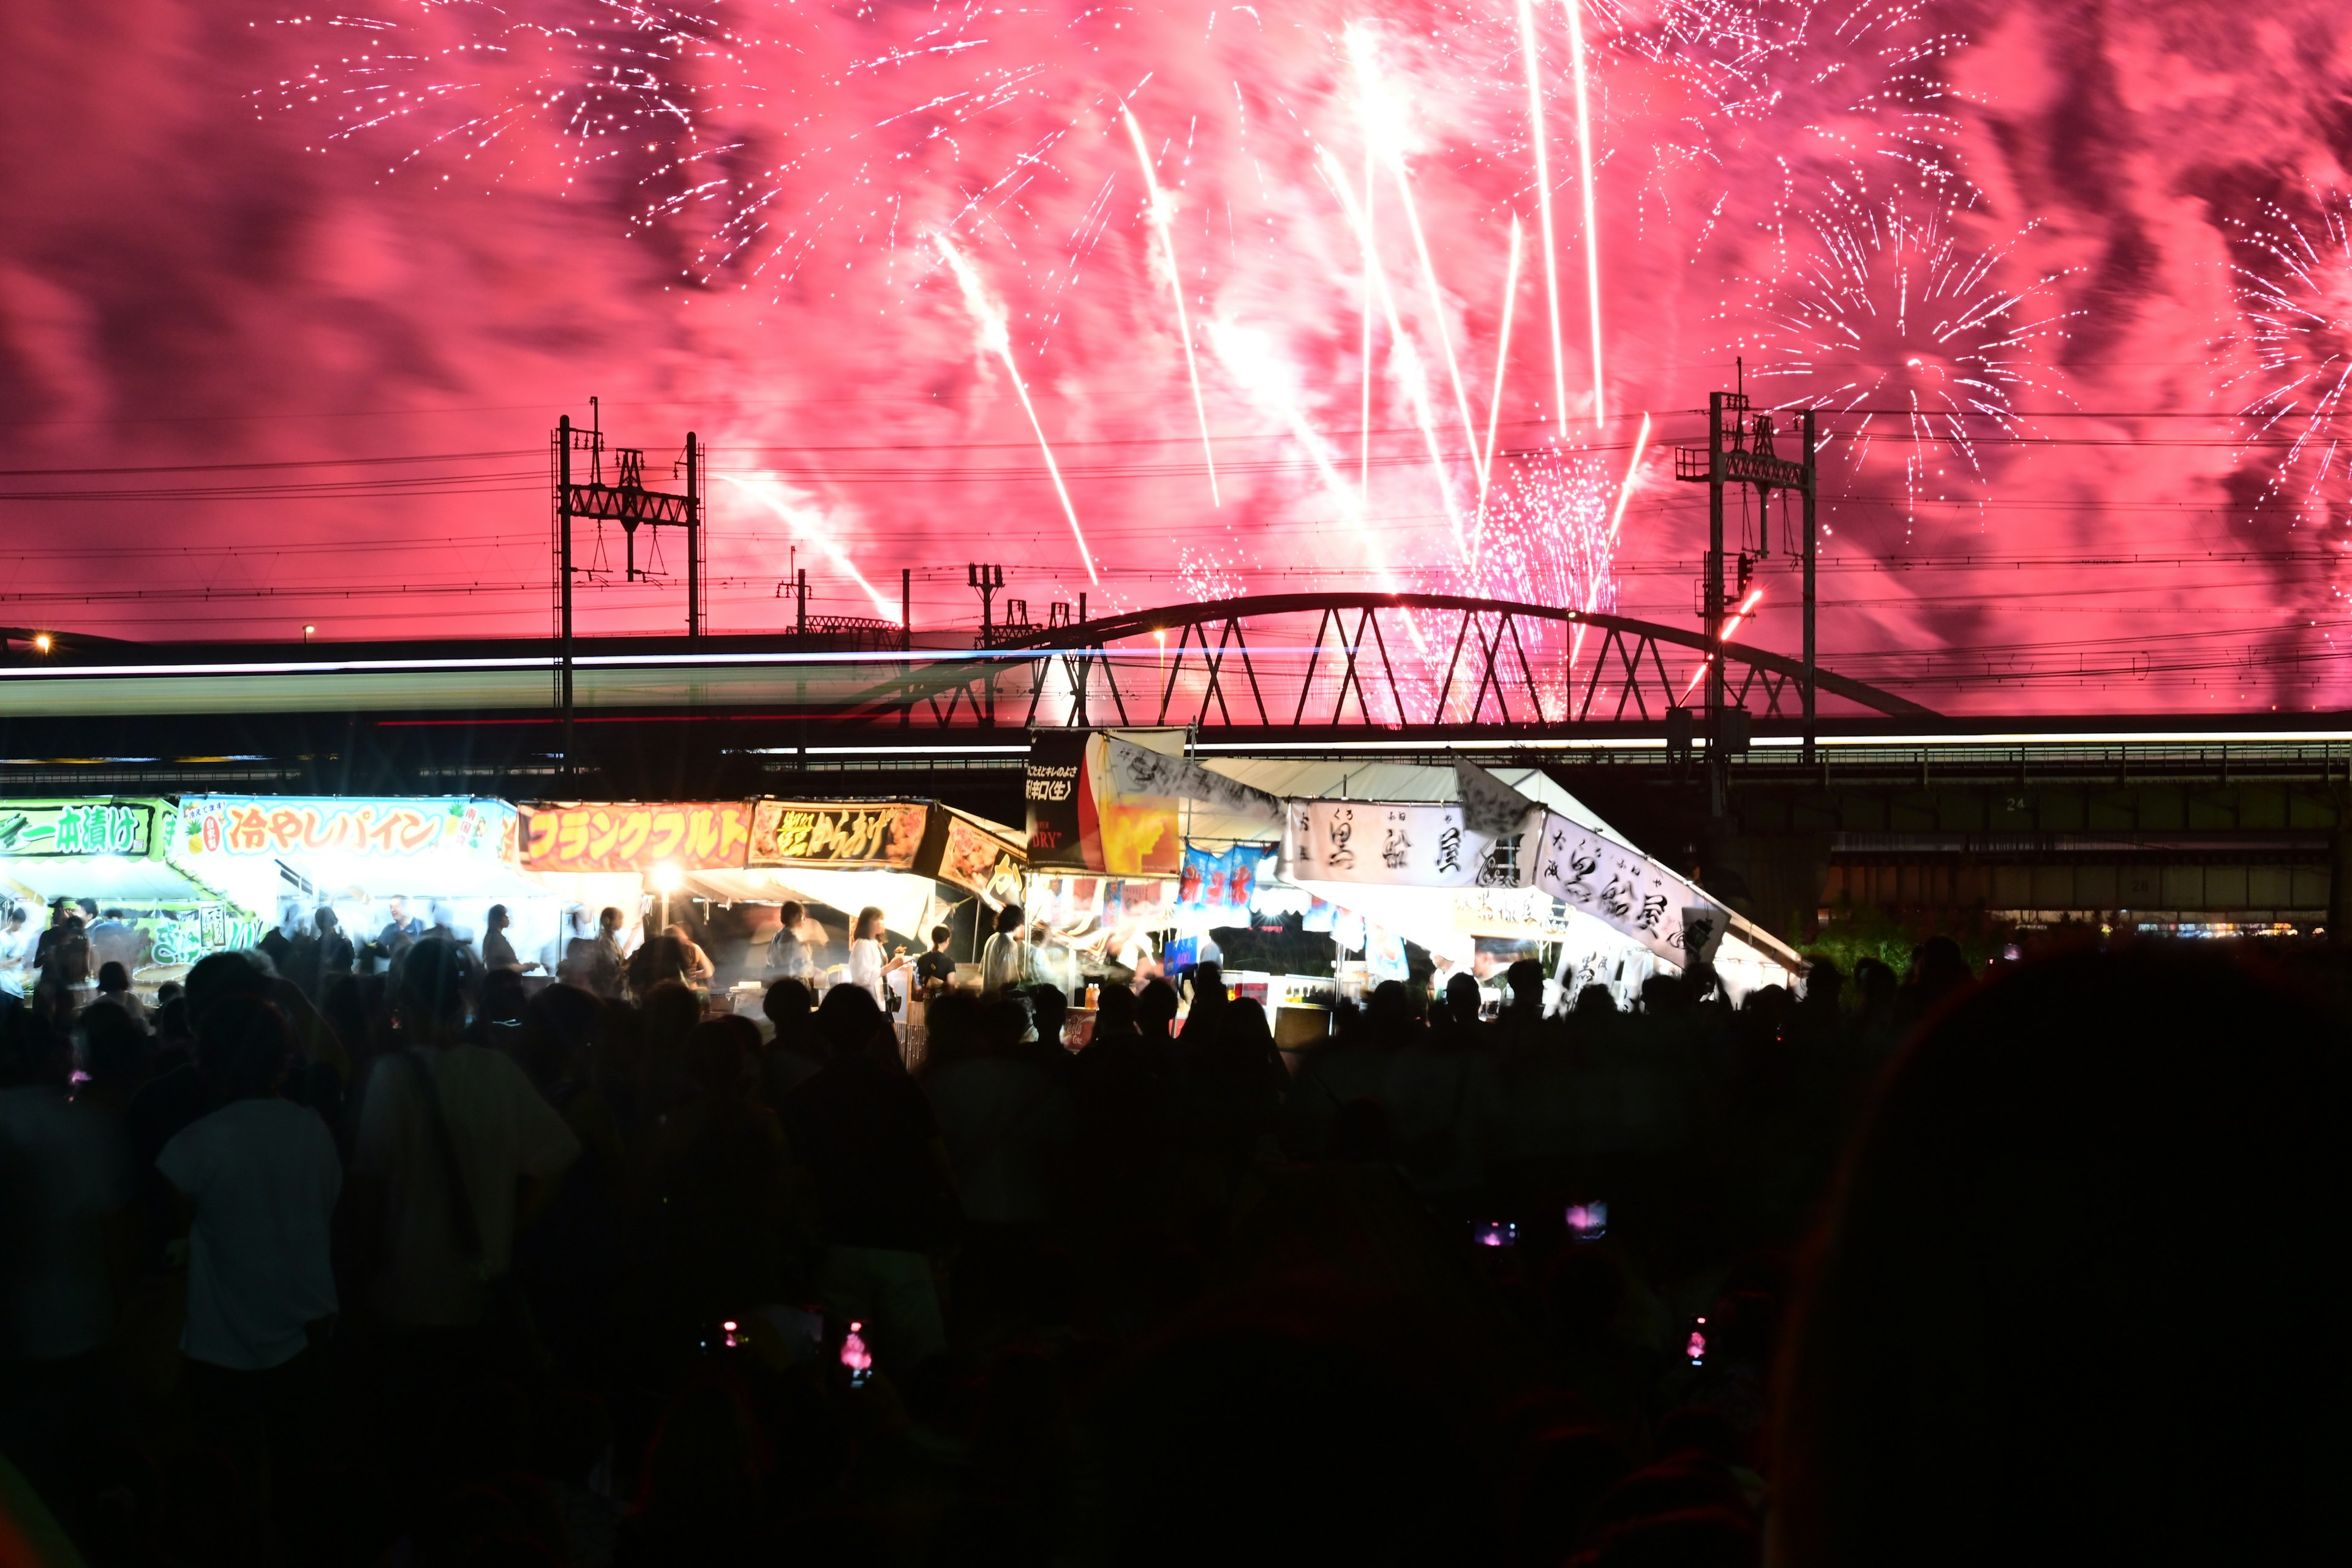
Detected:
[
  {"left": 175, "top": 794, "right": 554, "bottom": 970},
  {"left": 0, "top": 796, "right": 265, "bottom": 993},
  {"left": 519, "top": 799, "right": 755, "bottom": 982}
]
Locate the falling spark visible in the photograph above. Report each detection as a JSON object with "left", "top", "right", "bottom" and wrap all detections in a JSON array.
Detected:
[
  {"left": 1122, "top": 104, "right": 1220, "bottom": 507},
  {"left": 717, "top": 474, "right": 902, "bottom": 622},
  {"left": 1207, "top": 316, "right": 1392, "bottom": 589},
  {"left": 931, "top": 229, "right": 1099, "bottom": 586},
  {"left": 1518, "top": 0, "right": 1570, "bottom": 438},
  {"left": 1681, "top": 585, "right": 1765, "bottom": 700},
  {"left": 1564, "top": 0, "right": 1605, "bottom": 429}
]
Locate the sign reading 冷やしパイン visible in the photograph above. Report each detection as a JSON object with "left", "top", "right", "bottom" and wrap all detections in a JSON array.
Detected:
[{"left": 178, "top": 798, "right": 516, "bottom": 862}]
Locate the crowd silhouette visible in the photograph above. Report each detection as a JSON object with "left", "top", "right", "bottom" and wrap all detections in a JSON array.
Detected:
[{"left": 1, "top": 927, "right": 2346, "bottom": 1566}]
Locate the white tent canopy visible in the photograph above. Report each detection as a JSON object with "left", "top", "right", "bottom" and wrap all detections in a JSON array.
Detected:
[{"left": 1170, "top": 756, "right": 1624, "bottom": 846}]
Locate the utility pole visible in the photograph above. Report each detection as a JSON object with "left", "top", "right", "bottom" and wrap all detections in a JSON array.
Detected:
[
  {"left": 551, "top": 402, "right": 706, "bottom": 780},
  {"left": 1674, "top": 386, "right": 1819, "bottom": 814}
]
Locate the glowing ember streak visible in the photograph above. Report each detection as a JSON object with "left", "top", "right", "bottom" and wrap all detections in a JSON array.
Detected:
[
  {"left": 1518, "top": 0, "right": 1570, "bottom": 438},
  {"left": 1348, "top": 28, "right": 1483, "bottom": 489},
  {"left": 930, "top": 230, "right": 1099, "bottom": 586},
  {"left": 1122, "top": 104, "right": 1219, "bottom": 508},
  {"left": 1680, "top": 585, "right": 1765, "bottom": 701},
  {"left": 717, "top": 474, "right": 902, "bottom": 623},
  {"left": 1319, "top": 148, "right": 1469, "bottom": 555},
  {"left": 1564, "top": 0, "right": 1605, "bottom": 430},
  {"left": 1569, "top": 409, "right": 1649, "bottom": 673},
  {"left": 1362, "top": 134, "right": 1376, "bottom": 503},
  {"left": 1476, "top": 216, "right": 1526, "bottom": 553}
]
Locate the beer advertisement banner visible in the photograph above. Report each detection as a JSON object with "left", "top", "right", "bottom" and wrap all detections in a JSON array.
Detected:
[
  {"left": 1024, "top": 730, "right": 1098, "bottom": 871},
  {"left": 747, "top": 800, "right": 928, "bottom": 870},
  {"left": 1528, "top": 812, "right": 1729, "bottom": 968},
  {"left": 524, "top": 801, "right": 752, "bottom": 873}
]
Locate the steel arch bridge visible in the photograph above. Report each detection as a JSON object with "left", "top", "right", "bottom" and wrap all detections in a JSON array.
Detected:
[{"left": 844, "top": 592, "right": 1934, "bottom": 731}]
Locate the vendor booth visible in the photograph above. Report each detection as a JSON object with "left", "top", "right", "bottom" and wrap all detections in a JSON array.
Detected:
[
  {"left": 174, "top": 794, "right": 556, "bottom": 971},
  {"left": 0, "top": 796, "right": 265, "bottom": 993},
  {"left": 1024, "top": 733, "right": 1804, "bottom": 1041}
]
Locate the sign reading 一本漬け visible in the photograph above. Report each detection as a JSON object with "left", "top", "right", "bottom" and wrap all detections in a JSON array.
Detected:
[
  {"left": 0, "top": 800, "right": 156, "bottom": 858},
  {"left": 179, "top": 797, "right": 517, "bottom": 863},
  {"left": 748, "top": 801, "right": 928, "bottom": 870},
  {"left": 522, "top": 802, "right": 753, "bottom": 873}
]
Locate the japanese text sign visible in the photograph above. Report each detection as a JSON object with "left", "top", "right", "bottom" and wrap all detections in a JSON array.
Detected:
[
  {"left": 181, "top": 797, "right": 516, "bottom": 864},
  {"left": 523, "top": 801, "right": 752, "bottom": 873},
  {"left": 748, "top": 801, "right": 927, "bottom": 869},
  {"left": 0, "top": 800, "right": 156, "bottom": 859},
  {"left": 1528, "top": 812, "right": 1728, "bottom": 968}
]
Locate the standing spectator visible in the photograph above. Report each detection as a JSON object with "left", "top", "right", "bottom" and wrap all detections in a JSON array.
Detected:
[
  {"left": 87, "top": 908, "right": 143, "bottom": 976},
  {"left": 350, "top": 938, "right": 579, "bottom": 1341},
  {"left": 0, "top": 904, "right": 34, "bottom": 997},
  {"left": 980, "top": 903, "right": 1031, "bottom": 995},
  {"left": 780, "top": 987, "right": 958, "bottom": 1370},
  {"left": 33, "top": 914, "right": 89, "bottom": 1024},
  {"left": 374, "top": 895, "right": 425, "bottom": 960},
  {"left": 765, "top": 900, "right": 815, "bottom": 983},
  {"left": 913, "top": 924, "right": 958, "bottom": 998},
  {"left": 155, "top": 998, "right": 341, "bottom": 1544},
  {"left": 90, "top": 960, "right": 145, "bottom": 1028},
  {"left": 312, "top": 907, "right": 355, "bottom": 989},
  {"left": 846, "top": 905, "right": 908, "bottom": 1013},
  {"left": 664, "top": 922, "right": 716, "bottom": 985},
  {"left": 480, "top": 903, "right": 529, "bottom": 973},
  {"left": 0, "top": 1002, "right": 132, "bottom": 1501}
]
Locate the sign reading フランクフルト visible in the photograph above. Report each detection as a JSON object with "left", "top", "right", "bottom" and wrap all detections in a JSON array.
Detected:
[
  {"left": 0, "top": 800, "right": 156, "bottom": 858},
  {"left": 523, "top": 802, "right": 753, "bottom": 873},
  {"left": 748, "top": 801, "right": 929, "bottom": 870}
]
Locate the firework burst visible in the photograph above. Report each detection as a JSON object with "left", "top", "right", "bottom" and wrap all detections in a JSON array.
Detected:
[
  {"left": 2223, "top": 190, "right": 2352, "bottom": 526},
  {"left": 1726, "top": 183, "right": 2074, "bottom": 528}
]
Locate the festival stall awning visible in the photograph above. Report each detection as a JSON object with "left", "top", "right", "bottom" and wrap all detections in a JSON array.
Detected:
[
  {"left": 0, "top": 797, "right": 268, "bottom": 964},
  {"left": 176, "top": 795, "right": 545, "bottom": 910},
  {"left": 522, "top": 801, "right": 755, "bottom": 875}
]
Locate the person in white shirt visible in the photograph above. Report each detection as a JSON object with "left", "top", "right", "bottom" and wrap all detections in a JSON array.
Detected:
[
  {"left": 979, "top": 902, "right": 1033, "bottom": 995},
  {"left": 157, "top": 995, "right": 341, "bottom": 1496},
  {"left": 351, "top": 937, "right": 580, "bottom": 1335},
  {"left": 847, "top": 905, "right": 909, "bottom": 1012}
]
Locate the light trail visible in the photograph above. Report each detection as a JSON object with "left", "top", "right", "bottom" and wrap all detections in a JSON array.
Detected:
[
  {"left": 1206, "top": 317, "right": 1393, "bottom": 589},
  {"left": 1570, "top": 409, "right": 1649, "bottom": 674},
  {"left": 1121, "top": 104, "right": 1220, "bottom": 508},
  {"left": 1680, "top": 584, "right": 1765, "bottom": 701},
  {"left": 1564, "top": 0, "right": 1605, "bottom": 430},
  {"left": 715, "top": 474, "right": 902, "bottom": 622},
  {"left": 1347, "top": 28, "right": 1484, "bottom": 490},
  {"left": 1319, "top": 147, "right": 1469, "bottom": 556},
  {"left": 1518, "top": 0, "right": 1570, "bottom": 439},
  {"left": 1361, "top": 131, "right": 1377, "bottom": 504},
  {"left": 930, "top": 230, "right": 1100, "bottom": 585},
  {"left": 1476, "top": 215, "right": 1526, "bottom": 543}
]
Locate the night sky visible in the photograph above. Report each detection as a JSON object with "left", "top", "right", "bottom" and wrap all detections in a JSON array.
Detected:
[{"left": 5, "top": 0, "right": 2350, "bottom": 712}]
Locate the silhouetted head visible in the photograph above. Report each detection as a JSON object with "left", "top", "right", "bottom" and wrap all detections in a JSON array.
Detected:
[
  {"left": 394, "top": 936, "right": 472, "bottom": 1043},
  {"left": 762, "top": 978, "right": 812, "bottom": 1030},
  {"left": 1505, "top": 958, "right": 1545, "bottom": 1011},
  {"left": 1444, "top": 971, "right": 1482, "bottom": 1024},
  {"left": 184, "top": 949, "right": 273, "bottom": 1030},
  {"left": 995, "top": 902, "right": 1025, "bottom": 937},
  {"left": 197, "top": 995, "right": 295, "bottom": 1099}
]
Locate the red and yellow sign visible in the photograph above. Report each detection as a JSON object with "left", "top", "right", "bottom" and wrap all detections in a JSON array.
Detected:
[
  {"left": 748, "top": 800, "right": 929, "bottom": 869},
  {"left": 522, "top": 802, "right": 752, "bottom": 873}
]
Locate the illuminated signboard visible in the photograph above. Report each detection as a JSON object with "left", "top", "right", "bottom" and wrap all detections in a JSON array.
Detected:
[
  {"left": 0, "top": 800, "right": 156, "bottom": 858},
  {"left": 523, "top": 801, "right": 753, "bottom": 873},
  {"left": 921, "top": 810, "right": 1027, "bottom": 907},
  {"left": 748, "top": 801, "right": 928, "bottom": 870},
  {"left": 178, "top": 797, "right": 518, "bottom": 863}
]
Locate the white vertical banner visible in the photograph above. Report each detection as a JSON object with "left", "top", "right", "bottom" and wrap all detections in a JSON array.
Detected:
[
  {"left": 1529, "top": 812, "right": 1730, "bottom": 968},
  {"left": 1283, "top": 800, "right": 1507, "bottom": 888}
]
